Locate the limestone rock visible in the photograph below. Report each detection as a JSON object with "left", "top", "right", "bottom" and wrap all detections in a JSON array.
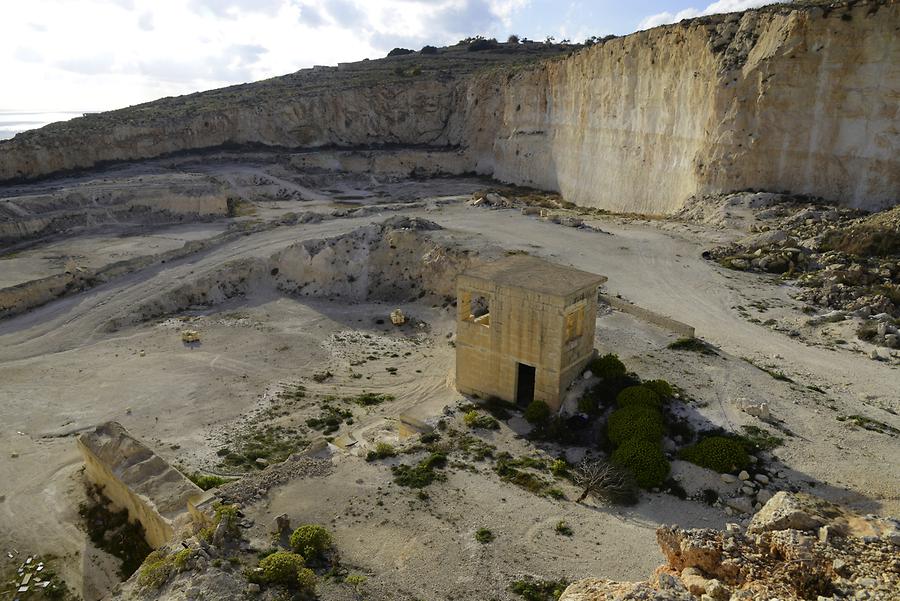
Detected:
[
  {"left": 748, "top": 491, "right": 835, "bottom": 533},
  {"left": 2, "top": 2, "right": 897, "bottom": 214},
  {"left": 269, "top": 513, "right": 291, "bottom": 535}
]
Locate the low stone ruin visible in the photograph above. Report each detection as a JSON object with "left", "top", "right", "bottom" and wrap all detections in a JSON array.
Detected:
[{"left": 77, "top": 421, "right": 203, "bottom": 548}]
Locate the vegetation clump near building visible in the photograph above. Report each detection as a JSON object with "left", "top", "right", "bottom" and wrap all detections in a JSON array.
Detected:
[
  {"left": 679, "top": 435, "right": 750, "bottom": 473},
  {"left": 524, "top": 399, "right": 551, "bottom": 424},
  {"left": 590, "top": 353, "right": 627, "bottom": 380},
  {"left": 607, "top": 405, "right": 665, "bottom": 446},
  {"left": 615, "top": 385, "right": 663, "bottom": 410},
  {"left": 464, "top": 409, "right": 501, "bottom": 430},
  {"left": 583, "top": 353, "right": 672, "bottom": 488},
  {"left": 610, "top": 438, "right": 670, "bottom": 488}
]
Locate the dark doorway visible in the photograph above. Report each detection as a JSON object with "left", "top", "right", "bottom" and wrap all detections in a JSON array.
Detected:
[{"left": 516, "top": 363, "right": 536, "bottom": 407}]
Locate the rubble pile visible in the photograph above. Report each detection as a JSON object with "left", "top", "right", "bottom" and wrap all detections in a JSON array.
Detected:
[
  {"left": 702, "top": 199, "right": 900, "bottom": 347},
  {"left": 216, "top": 454, "right": 332, "bottom": 506},
  {"left": 561, "top": 492, "right": 900, "bottom": 601},
  {"left": 468, "top": 190, "right": 595, "bottom": 230}
]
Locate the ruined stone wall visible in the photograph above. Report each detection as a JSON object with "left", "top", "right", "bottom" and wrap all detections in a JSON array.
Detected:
[{"left": 77, "top": 422, "right": 202, "bottom": 549}]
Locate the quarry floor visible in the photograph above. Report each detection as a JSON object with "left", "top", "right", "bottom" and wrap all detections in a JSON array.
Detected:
[{"left": 0, "top": 157, "right": 897, "bottom": 599}]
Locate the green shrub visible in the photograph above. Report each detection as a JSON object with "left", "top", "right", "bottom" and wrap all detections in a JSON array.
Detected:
[
  {"left": 524, "top": 400, "right": 551, "bottom": 424},
  {"left": 475, "top": 528, "right": 494, "bottom": 543},
  {"left": 172, "top": 548, "right": 194, "bottom": 570},
  {"left": 549, "top": 459, "right": 569, "bottom": 478},
  {"left": 468, "top": 37, "right": 499, "bottom": 51},
  {"left": 289, "top": 525, "right": 332, "bottom": 559},
  {"left": 463, "top": 410, "right": 500, "bottom": 430},
  {"left": 391, "top": 453, "right": 447, "bottom": 488},
  {"left": 739, "top": 425, "right": 783, "bottom": 451},
  {"left": 679, "top": 436, "right": 750, "bottom": 473},
  {"left": 611, "top": 438, "right": 670, "bottom": 488},
  {"left": 510, "top": 577, "right": 569, "bottom": 601},
  {"left": 577, "top": 393, "right": 599, "bottom": 414},
  {"left": 606, "top": 406, "right": 665, "bottom": 446},
  {"left": 590, "top": 353, "right": 626, "bottom": 380},
  {"left": 554, "top": 520, "right": 573, "bottom": 536},
  {"left": 346, "top": 392, "right": 393, "bottom": 406},
  {"left": 137, "top": 550, "right": 173, "bottom": 589},
  {"left": 187, "top": 472, "right": 231, "bottom": 490},
  {"left": 643, "top": 379, "right": 674, "bottom": 399},
  {"left": 546, "top": 487, "right": 565, "bottom": 500},
  {"left": 365, "top": 442, "right": 397, "bottom": 461},
  {"left": 581, "top": 374, "right": 641, "bottom": 410},
  {"left": 257, "top": 552, "right": 316, "bottom": 592},
  {"left": 668, "top": 338, "right": 716, "bottom": 355},
  {"left": 615, "top": 385, "right": 662, "bottom": 410},
  {"left": 213, "top": 502, "right": 239, "bottom": 537}
]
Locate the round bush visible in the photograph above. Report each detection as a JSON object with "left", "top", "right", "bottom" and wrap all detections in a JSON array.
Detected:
[
  {"left": 679, "top": 436, "right": 750, "bottom": 473},
  {"left": 615, "top": 385, "right": 661, "bottom": 410},
  {"left": 590, "top": 353, "right": 627, "bottom": 380},
  {"left": 611, "top": 438, "right": 670, "bottom": 488},
  {"left": 289, "top": 525, "right": 332, "bottom": 559},
  {"left": 524, "top": 400, "right": 551, "bottom": 424},
  {"left": 606, "top": 405, "right": 665, "bottom": 446},
  {"left": 643, "top": 379, "right": 674, "bottom": 399},
  {"left": 258, "top": 552, "right": 310, "bottom": 588}
]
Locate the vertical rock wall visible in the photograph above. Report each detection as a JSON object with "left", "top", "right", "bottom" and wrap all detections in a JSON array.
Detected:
[{"left": 467, "top": 1, "right": 898, "bottom": 212}]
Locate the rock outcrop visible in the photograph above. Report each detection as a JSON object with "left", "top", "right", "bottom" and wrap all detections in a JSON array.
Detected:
[
  {"left": 1, "top": 1, "right": 896, "bottom": 213},
  {"left": 78, "top": 422, "right": 203, "bottom": 549},
  {"left": 559, "top": 492, "right": 900, "bottom": 601}
]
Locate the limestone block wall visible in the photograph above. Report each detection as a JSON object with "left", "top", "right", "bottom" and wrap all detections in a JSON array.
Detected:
[
  {"left": 456, "top": 276, "right": 599, "bottom": 410},
  {"left": 77, "top": 422, "right": 203, "bottom": 549}
]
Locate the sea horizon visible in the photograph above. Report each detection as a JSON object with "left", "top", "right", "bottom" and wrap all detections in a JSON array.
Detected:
[{"left": 0, "top": 110, "right": 90, "bottom": 140}]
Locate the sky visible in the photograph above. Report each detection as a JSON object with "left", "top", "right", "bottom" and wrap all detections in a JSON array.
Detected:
[{"left": 1, "top": 0, "right": 778, "bottom": 118}]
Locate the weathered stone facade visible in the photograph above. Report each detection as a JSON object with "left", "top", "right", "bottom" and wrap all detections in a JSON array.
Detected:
[{"left": 455, "top": 255, "right": 605, "bottom": 411}]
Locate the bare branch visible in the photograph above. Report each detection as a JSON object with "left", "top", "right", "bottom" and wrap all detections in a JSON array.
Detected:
[{"left": 573, "top": 459, "right": 638, "bottom": 505}]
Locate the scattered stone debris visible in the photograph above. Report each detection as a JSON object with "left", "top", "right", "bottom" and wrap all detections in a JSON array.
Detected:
[
  {"left": 560, "top": 492, "right": 900, "bottom": 601},
  {"left": 216, "top": 454, "right": 332, "bottom": 506},
  {"left": 695, "top": 195, "right": 899, "bottom": 348}
]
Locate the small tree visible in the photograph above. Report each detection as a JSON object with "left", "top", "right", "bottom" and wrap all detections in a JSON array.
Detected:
[
  {"left": 507, "top": 34, "right": 520, "bottom": 44},
  {"left": 572, "top": 459, "right": 637, "bottom": 504},
  {"left": 524, "top": 400, "right": 551, "bottom": 425}
]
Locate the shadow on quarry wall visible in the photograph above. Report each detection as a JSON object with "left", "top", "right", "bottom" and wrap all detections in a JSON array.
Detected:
[{"left": 102, "top": 216, "right": 501, "bottom": 332}]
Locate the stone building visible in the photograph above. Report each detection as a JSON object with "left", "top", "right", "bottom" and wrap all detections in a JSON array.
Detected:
[{"left": 455, "top": 255, "right": 606, "bottom": 411}]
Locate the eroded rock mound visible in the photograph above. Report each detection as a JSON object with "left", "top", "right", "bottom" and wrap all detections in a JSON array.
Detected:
[{"left": 560, "top": 493, "right": 900, "bottom": 601}]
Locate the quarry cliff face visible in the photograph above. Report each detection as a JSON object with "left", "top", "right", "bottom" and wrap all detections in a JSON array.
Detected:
[
  {"left": 472, "top": 0, "right": 899, "bottom": 212},
  {"left": 0, "top": 0, "right": 896, "bottom": 212}
]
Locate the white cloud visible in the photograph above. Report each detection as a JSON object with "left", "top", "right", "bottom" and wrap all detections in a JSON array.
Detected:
[
  {"left": 637, "top": 0, "right": 777, "bottom": 31},
  {"left": 1, "top": 0, "right": 526, "bottom": 113}
]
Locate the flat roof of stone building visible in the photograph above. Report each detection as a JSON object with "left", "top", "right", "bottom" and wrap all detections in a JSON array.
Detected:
[{"left": 461, "top": 255, "right": 606, "bottom": 296}]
